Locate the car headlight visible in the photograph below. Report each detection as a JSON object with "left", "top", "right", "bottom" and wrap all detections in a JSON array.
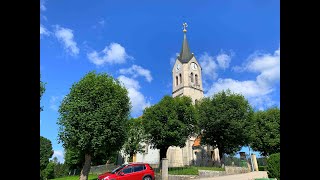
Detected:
[{"left": 103, "top": 177, "right": 109, "bottom": 180}]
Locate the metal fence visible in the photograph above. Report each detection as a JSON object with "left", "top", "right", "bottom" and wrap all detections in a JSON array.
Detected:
[{"left": 90, "top": 164, "right": 118, "bottom": 175}]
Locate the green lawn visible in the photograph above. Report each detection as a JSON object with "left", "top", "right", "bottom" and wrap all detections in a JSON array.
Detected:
[
  {"left": 168, "top": 166, "right": 224, "bottom": 175},
  {"left": 49, "top": 174, "right": 98, "bottom": 180}
]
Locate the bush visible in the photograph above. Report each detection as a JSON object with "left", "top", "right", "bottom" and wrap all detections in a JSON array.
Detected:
[
  {"left": 258, "top": 166, "right": 267, "bottom": 171},
  {"left": 267, "top": 153, "right": 280, "bottom": 179}
]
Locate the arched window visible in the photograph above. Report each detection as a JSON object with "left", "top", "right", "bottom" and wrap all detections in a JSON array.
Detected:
[
  {"left": 195, "top": 74, "right": 198, "bottom": 85},
  {"left": 179, "top": 74, "right": 182, "bottom": 84},
  {"left": 190, "top": 73, "right": 194, "bottom": 83},
  {"left": 176, "top": 76, "right": 178, "bottom": 86}
]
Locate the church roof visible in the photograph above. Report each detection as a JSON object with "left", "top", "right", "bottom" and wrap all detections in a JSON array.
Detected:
[{"left": 177, "top": 29, "right": 193, "bottom": 63}]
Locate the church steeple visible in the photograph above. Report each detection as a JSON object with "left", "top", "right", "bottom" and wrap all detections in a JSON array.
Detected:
[{"left": 178, "top": 23, "right": 193, "bottom": 63}]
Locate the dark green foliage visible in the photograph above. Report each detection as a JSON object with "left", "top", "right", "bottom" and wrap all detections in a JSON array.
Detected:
[
  {"left": 266, "top": 153, "right": 280, "bottom": 179},
  {"left": 40, "top": 136, "right": 53, "bottom": 171},
  {"left": 64, "top": 148, "right": 83, "bottom": 171},
  {"left": 258, "top": 166, "right": 267, "bottom": 171},
  {"left": 197, "top": 90, "right": 254, "bottom": 162},
  {"left": 123, "top": 117, "right": 147, "bottom": 160},
  {"left": 142, "top": 95, "right": 198, "bottom": 160},
  {"left": 250, "top": 108, "right": 280, "bottom": 156},
  {"left": 43, "top": 161, "right": 55, "bottom": 179},
  {"left": 57, "top": 71, "right": 131, "bottom": 179}
]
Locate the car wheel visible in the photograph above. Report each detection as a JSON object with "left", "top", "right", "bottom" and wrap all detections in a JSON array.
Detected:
[{"left": 143, "top": 176, "right": 152, "bottom": 180}]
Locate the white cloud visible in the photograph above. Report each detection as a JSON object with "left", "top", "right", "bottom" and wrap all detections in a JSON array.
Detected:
[
  {"left": 50, "top": 96, "right": 63, "bottom": 111},
  {"left": 118, "top": 75, "right": 150, "bottom": 117},
  {"left": 54, "top": 26, "right": 80, "bottom": 56},
  {"left": 205, "top": 78, "right": 272, "bottom": 99},
  {"left": 99, "top": 19, "right": 105, "bottom": 26},
  {"left": 205, "top": 47, "right": 280, "bottom": 110},
  {"left": 40, "top": 0, "right": 46, "bottom": 11},
  {"left": 51, "top": 150, "right": 65, "bottom": 163},
  {"left": 199, "top": 52, "right": 218, "bottom": 80},
  {"left": 87, "top": 43, "right": 132, "bottom": 66},
  {"left": 119, "top": 65, "right": 153, "bottom": 82},
  {"left": 40, "top": 24, "right": 49, "bottom": 36},
  {"left": 216, "top": 53, "right": 232, "bottom": 69},
  {"left": 118, "top": 75, "right": 140, "bottom": 90}
]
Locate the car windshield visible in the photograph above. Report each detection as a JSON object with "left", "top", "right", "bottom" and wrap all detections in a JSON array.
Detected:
[{"left": 111, "top": 164, "right": 127, "bottom": 174}]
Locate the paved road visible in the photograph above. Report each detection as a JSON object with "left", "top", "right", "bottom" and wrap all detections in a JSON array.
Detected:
[{"left": 199, "top": 171, "right": 269, "bottom": 180}]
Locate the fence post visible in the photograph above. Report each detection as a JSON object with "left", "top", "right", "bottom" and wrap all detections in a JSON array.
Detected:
[
  {"left": 161, "top": 158, "right": 168, "bottom": 180},
  {"left": 251, "top": 154, "right": 259, "bottom": 171}
]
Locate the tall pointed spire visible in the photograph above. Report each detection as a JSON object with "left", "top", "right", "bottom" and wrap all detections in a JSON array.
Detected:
[{"left": 178, "top": 23, "right": 193, "bottom": 63}]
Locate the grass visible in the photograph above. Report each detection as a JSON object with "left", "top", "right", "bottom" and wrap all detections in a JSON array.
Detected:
[
  {"left": 49, "top": 174, "right": 98, "bottom": 180},
  {"left": 168, "top": 166, "right": 224, "bottom": 175}
]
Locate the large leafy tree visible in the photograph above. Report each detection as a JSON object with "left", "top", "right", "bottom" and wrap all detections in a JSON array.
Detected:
[
  {"left": 57, "top": 71, "right": 131, "bottom": 180},
  {"left": 197, "top": 90, "right": 254, "bottom": 165},
  {"left": 250, "top": 107, "right": 280, "bottom": 156},
  {"left": 40, "top": 136, "right": 53, "bottom": 179},
  {"left": 142, "top": 95, "right": 198, "bottom": 167},
  {"left": 123, "top": 117, "right": 147, "bottom": 161}
]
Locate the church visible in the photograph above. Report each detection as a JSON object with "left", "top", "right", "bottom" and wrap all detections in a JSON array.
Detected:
[{"left": 133, "top": 23, "right": 220, "bottom": 167}]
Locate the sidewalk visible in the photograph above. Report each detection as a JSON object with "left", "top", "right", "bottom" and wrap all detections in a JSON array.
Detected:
[{"left": 199, "top": 171, "right": 268, "bottom": 180}]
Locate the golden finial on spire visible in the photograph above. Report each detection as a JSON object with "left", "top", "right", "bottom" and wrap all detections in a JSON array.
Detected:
[{"left": 182, "top": 22, "right": 188, "bottom": 33}]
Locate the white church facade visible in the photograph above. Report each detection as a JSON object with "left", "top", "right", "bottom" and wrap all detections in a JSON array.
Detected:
[{"left": 133, "top": 23, "right": 220, "bottom": 167}]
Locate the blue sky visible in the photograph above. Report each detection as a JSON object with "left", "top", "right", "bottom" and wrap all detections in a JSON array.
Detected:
[{"left": 40, "top": 0, "right": 280, "bottom": 163}]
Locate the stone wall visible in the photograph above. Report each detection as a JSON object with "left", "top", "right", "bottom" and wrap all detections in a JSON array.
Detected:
[
  {"left": 168, "top": 175, "right": 199, "bottom": 180},
  {"left": 198, "top": 170, "right": 226, "bottom": 178},
  {"left": 167, "top": 166, "right": 250, "bottom": 179},
  {"left": 225, "top": 166, "right": 250, "bottom": 175}
]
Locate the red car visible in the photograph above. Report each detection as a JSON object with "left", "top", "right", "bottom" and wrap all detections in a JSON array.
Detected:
[{"left": 98, "top": 162, "right": 155, "bottom": 180}]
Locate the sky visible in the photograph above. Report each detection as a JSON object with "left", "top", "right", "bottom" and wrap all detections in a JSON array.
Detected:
[{"left": 40, "top": 0, "right": 280, "bottom": 163}]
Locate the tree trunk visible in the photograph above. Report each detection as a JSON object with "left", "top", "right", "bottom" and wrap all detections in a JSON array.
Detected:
[
  {"left": 80, "top": 154, "right": 92, "bottom": 180},
  {"left": 219, "top": 150, "right": 224, "bottom": 168},
  {"left": 159, "top": 147, "right": 168, "bottom": 171},
  {"left": 130, "top": 151, "right": 134, "bottom": 162}
]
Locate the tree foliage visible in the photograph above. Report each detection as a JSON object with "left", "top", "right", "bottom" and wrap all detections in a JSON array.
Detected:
[
  {"left": 123, "top": 117, "right": 147, "bottom": 160},
  {"left": 250, "top": 107, "right": 280, "bottom": 156},
  {"left": 40, "top": 136, "right": 54, "bottom": 171},
  {"left": 267, "top": 153, "right": 280, "bottom": 179},
  {"left": 142, "top": 95, "right": 198, "bottom": 162},
  {"left": 196, "top": 90, "right": 254, "bottom": 163},
  {"left": 57, "top": 71, "right": 131, "bottom": 180},
  {"left": 40, "top": 136, "right": 53, "bottom": 180},
  {"left": 64, "top": 147, "right": 118, "bottom": 171},
  {"left": 42, "top": 161, "right": 55, "bottom": 179}
]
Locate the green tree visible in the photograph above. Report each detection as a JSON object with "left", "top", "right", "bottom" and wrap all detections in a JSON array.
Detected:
[
  {"left": 57, "top": 71, "right": 131, "bottom": 180},
  {"left": 51, "top": 157, "right": 69, "bottom": 178},
  {"left": 142, "top": 95, "right": 198, "bottom": 167},
  {"left": 43, "top": 161, "right": 55, "bottom": 179},
  {"left": 123, "top": 117, "right": 147, "bottom": 161},
  {"left": 64, "top": 147, "right": 83, "bottom": 172},
  {"left": 250, "top": 107, "right": 280, "bottom": 156},
  {"left": 267, "top": 153, "right": 280, "bottom": 179},
  {"left": 197, "top": 90, "right": 254, "bottom": 165},
  {"left": 40, "top": 136, "right": 53, "bottom": 179},
  {"left": 40, "top": 74, "right": 46, "bottom": 111}
]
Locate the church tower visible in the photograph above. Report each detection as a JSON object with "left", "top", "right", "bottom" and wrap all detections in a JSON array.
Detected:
[{"left": 172, "top": 23, "right": 204, "bottom": 104}]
